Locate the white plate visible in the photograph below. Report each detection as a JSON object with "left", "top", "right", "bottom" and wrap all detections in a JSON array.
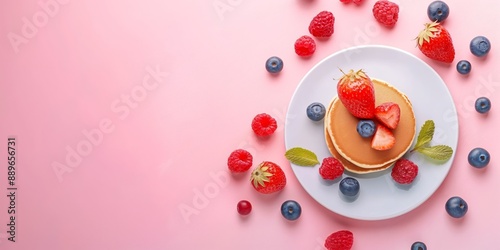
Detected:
[{"left": 284, "top": 45, "right": 459, "bottom": 220}]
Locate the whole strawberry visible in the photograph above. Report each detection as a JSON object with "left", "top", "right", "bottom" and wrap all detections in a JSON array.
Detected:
[
  {"left": 337, "top": 69, "right": 376, "bottom": 119},
  {"left": 309, "top": 11, "right": 335, "bottom": 38},
  {"left": 373, "top": 0, "right": 399, "bottom": 27},
  {"left": 325, "top": 230, "right": 354, "bottom": 250},
  {"left": 250, "top": 161, "right": 286, "bottom": 194},
  {"left": 416, "top": 22, "right": 455, "bottom": 63}
]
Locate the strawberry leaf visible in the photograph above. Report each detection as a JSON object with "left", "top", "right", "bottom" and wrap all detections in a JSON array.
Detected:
[{"left": 285, "top": 147, "right": 319, "bottom": 166}]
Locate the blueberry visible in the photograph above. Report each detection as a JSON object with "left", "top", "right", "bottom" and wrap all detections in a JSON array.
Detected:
[
  {"left": 265, "top": 56, "right": 284, "bottom": 73},
  {"left": 445, "top": 196, "right": 468, "bottom": 218},
  {"left": 475, "top": 97, "right": 491, "bottom": 114},
  {"left": 339, "top": 177, "right": 360, "bottom": 197},
  {"left": 306, "top": 102, "right": 326, "bottom": 121},
  {"left": 427, "top": 1, "right": 450, "bottom": 23},
  {"left": 468, "top": 147, "right": 490, "bottom": 168},
  {"left": 281, "top": 200, "right": 301, "bottom": 221},
  {"left": 456, "top": 60, "right": 471, "bottom": 75},
  {"left": 356, "top": 120, "right": 376, "bottom": 138},
  {"left": 470, "top": 36, "right": 491, "bottom": 57},
  {"left": 411, "top": 241, "right": 427, "bottom": 250}
]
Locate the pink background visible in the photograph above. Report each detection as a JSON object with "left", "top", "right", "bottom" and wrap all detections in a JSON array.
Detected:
[{"left": 1, "top": 0, "right": 499, "bottom": 249}]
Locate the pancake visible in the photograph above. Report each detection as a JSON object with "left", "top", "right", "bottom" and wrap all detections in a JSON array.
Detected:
[
  {"left": 324, "top": 120, "right": 393, "bottom": 174},
  {"left": 325, "top": 78, "right": 416, "bottom": 169}
]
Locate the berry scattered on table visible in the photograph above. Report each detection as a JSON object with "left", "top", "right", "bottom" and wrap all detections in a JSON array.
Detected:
[
  {"left": 237, "top": 200, "right": 252, "bottom": 215},
  {"left": 411, "top": 241, "right": 427, "bottom": 250},
  {"left": 294, "top": 35, "right": 316, "bottom": 57},
  {"left": 337, "top": 69, "right": 376, "bottom": 118},
  {"left": 445, "top": 196, "right": 468, "bottom": 218},
  {"left": 456, "top": 60, "right": 471, "bottom": 75},
  {"left": 339, "top": 177, "right": 360, "bottom": 197},
  {"left": 427, "top": 1, "right": 449, "bottom": 23},
  {"left": 416, "top": 22, "right": 455, "bottom": 63},
  {"left": 227, "top": 149, "right": 253, "bottom": 173},
  {"left": 468, "top": 147, "right": 490, "bottom": 168},
  {"left": 251, "top": 113, "right": 278, "bottom": 137},
  {"left": 391, "top": 158, "right": 418, "bottom": 184},
  {"left": 374, "top": 102, "right": 401, "bottom": 129},
  {"left": 324, "top": 230, "right": 354, "bottom": 250},
  {"left": 309, "top": 11, "right": 335, "bottom": 38},
  {"left": 265, "top": 56, "right": 283, "bottom": 73},
  {"left": 306, "top": 102, "right": 326, "bottom": 121},
  {"left": 475, "top": 97, "right": 491, "bottom": 114},
  {"left": 371, "top": 124, "right": 396, "bottom": 150},
  {"left": 356, "top": 120, "right": 376, "bottom": 138},
  {"left": 340, "top": 0, "right": 351, "bottom": 2},
  {"left": 470, "top": 36, "right": 491, "bottom": 57},
  {"left": 319, "top": 157, "right": 344, "bottom": 180},
  {"left": 250, "top": 161, "right": 286, "bottom": 194},
  {"left": 352, "top": 0, "right": 363, "bottom": 5},
  {"left": 373, "top": 0, "right": 399, "bottom": 27},
  {"left": 280, "top": 200, "right": 302, "bottom": 221}
]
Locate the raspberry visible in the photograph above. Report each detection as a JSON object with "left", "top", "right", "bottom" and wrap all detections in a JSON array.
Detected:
[
  {"left": 391, "top": 158, "right": 418, "bottom": 184},
  {"left": 309, "top": 11, "right": 335, "bottom": 38},
  {"left": 319, "top": 157, "right": 344, "bottom": 180},
  {"left": 339, "top": 0, "right": 352, "bottom": 3},
  {"left": 294, "top": 35, "right": 316, "bottom": 57},
  {"left": 227, "top": 149, "right": 253, "bottom": 173},
  {"left": 251, "top": 113, "right": 278, "bottom": 137},
  {"left": 352, "top": 0, "right": 363, "bottom": 4},
  {"left": 372, "top": 0, "right": 399, "bottom": 27},
  {"left": 325, "top": 230, "right": 354, "bottom": 250}
]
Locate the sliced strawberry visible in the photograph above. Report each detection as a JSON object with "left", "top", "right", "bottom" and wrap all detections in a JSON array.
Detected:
[
  {"left": 371, "top": 124, "right": 395, "bottom": 150},
  {"left": 374, "top": 102, "right": 400, "bottom": 129}
]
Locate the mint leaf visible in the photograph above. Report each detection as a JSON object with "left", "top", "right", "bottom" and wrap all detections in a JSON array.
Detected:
[
  {"left": 285, "top": 147, "right": 319, "bottom": 166},
  {"left": 416, "top": 145, "right": 453, "bottom": 161},
  {"left": 414, "top": 120, "right": 435, "bottom": 149}
]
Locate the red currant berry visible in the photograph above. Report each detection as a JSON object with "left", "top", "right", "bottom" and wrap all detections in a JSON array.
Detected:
[{"left": 237, "top": 200, "right": 252, "bottom": 215}]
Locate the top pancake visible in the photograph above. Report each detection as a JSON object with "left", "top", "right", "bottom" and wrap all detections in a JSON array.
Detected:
[{"left": 325, "top": 78, "right": 416, "bottom": 169}]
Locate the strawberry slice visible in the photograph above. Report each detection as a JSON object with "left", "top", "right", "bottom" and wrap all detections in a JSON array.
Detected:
[
  {"left": 374, "top": 102, "right": 400, "bottom": 129},
  {"left": 371, "top": 124, "right": 395, "bottom": 150}
]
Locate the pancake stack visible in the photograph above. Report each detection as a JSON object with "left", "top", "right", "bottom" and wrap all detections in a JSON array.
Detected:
[{"left": 324, "top": 78, "right": 416, "bottom": 174}]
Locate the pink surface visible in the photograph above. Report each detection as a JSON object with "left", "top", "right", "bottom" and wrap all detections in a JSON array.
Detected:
[{"left": 0, "top": 0, "right": 499, "bottom": 249}]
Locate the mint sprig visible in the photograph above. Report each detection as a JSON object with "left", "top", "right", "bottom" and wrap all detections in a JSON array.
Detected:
[
  {"left": 285, "top": 147, "right": 319, "bottom": 166},
  {"left": 415, "top": 145, "right": 454, "bottom": 161},
  {"left": 414, "top": 120, "right": 434, "bottom": 149},
  {"left": 411, "top": 120, "right": 453, "bottom": 161}
]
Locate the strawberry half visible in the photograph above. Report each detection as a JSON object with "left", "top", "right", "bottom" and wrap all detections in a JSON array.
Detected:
[
  {"left": 416, "top": 22, "right": 455, "bottom": 63},
  {"left": 374, "top": 102, "right": 400, "bottom": 129},
  {"left": 250, "top": 161, "right": 286, "bottom": 194},
  {"left": 371, "top": 124, "right": 395, "bottom": 150},
  {"left": 337, "top": 69, "right": 376, "bottom": 119}
]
